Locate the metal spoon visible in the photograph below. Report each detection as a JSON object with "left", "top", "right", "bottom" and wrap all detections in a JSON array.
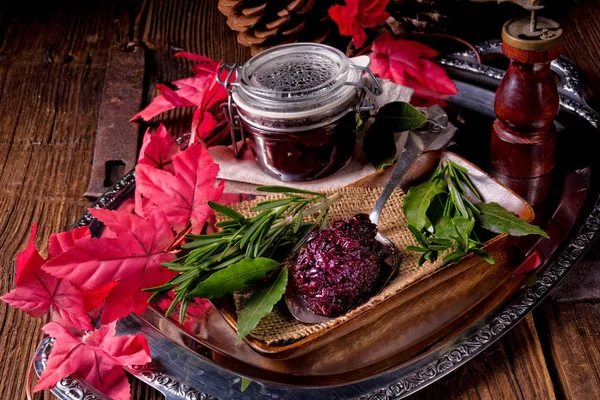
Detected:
[{"left": 286, "top": 105, "right": 455, "bottom": 323}]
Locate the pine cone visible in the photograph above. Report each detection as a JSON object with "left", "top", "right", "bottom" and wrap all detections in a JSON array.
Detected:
[{"left": 218, "top": 0, "right": 337, "bottom": 55}]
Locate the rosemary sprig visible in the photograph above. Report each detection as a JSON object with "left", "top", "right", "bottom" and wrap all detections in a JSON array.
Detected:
[{"left": 146, "top": 186, "right": 341, "bottom": 321}]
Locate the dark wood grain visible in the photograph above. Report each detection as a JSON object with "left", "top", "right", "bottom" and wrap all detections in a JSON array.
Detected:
[
  {"left": 0, "top": 0, "right": 597, "bottom": 399},
  {"left": 552, "top": 0, "right": 600, "bottom": 110},
  {"left": 0, "top": 1, "right": 134, "bottom": 399},
  {"left": 539, "top": 303, "right": 600, "bottom": 400},
  {"left": 410, "top": 315, "right": 556, "bottom": 400}
]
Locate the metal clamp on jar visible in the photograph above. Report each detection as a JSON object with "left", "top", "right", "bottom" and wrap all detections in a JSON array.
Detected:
[{"left": 218, "top": 43, "right": 382, "bottom": 182}]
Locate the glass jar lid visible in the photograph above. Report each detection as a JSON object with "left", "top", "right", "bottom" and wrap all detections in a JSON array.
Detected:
[{"left": 231, "top": 43, "right": 363, "bottom": 118}]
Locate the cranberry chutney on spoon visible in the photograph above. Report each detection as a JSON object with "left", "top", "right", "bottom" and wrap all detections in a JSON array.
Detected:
[
  {"left": 289, "top": 214, "right": 388, "bottom": 318},
  {"left": 285, "top": 121, "right": 447, "bottom": 323},
  {"left": 218, "top": 43, "right": 382, "bottom": 182}
]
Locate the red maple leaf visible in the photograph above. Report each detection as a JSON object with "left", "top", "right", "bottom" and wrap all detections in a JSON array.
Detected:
[
  {"left": 48, "top": 226, "right": 90, "bottom": 259},
  {"left": 176, "top": 52, "right": 220, "bottom": 75},
  {"left": 130, "top": 53, "right": 221, "bottom": 122},
  {"left": 368, "top": 33, "right": 458, "bottom": 106},
  {"left": 190, "top": 62, "right": 229, "bottom": 143},
  {"left": 130, "top": 76, "right": 213, "bottom": 122},
  {"left": 43, "top": 208, "right": 177, "bottom": 324},
  {"left": 35, "top": 321, "right": 151, "bottom": 400},
  {"left": 135, "top": 143, "right": 224, "bottom": 234},
  {"left": 136, "top": 124, "right": 181, "bottom": 216},
  {"left": 138, "top": 123, "right": 180, "bottom": 172},
  {"left": 1, "top": 225, "right": 94, "bottom": 330},
  {"left": 116, "top": 196, "right": 136, "bottom": 214},
  {"left": 155, "top": 83, "right": 198, "bottom": 107},
  {"left": 328, "top": 0, "right": 390, "bottom": 49},
  {"left": 193, "top": 110, "right": 218, "bottom": 143}
]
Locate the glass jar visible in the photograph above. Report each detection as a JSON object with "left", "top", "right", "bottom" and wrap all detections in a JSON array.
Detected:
[{"left": 218, "top": 43, "right": 382, "bottom": 182}]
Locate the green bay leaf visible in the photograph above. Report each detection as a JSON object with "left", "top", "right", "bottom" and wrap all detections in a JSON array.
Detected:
[
  {"left": 363, "top": 121, "right": 400, "bottom": 170},
  {"left": 433, "top": 215, "right": 456, "bottom": 239},
  {"left": 426, "top": 193, "right": 449, "bottom": 227},
  {"left": 363, "top": 102, "right": 426, "bottom": 170},
  {"left": 236, "top": 267, "right": 288, "bottom": 342},
  {"left": 475, "top": 202, "right": 549, "bottom": 238},
  {"left": 376, "top": 101, "right": 427, "bottom": 132},
  {"left": 403, "top": 179, "right": 448, "bottom": 231},
  {"left": 187, "top": 257, "right": 280, "bottom": 299}
]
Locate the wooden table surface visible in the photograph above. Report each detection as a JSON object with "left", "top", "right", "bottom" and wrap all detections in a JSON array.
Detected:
[{"left": 1, "top": 1, "right": 599, "bottom": 399}]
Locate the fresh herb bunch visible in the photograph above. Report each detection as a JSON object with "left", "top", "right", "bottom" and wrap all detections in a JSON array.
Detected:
[
  {"left": 146, "top": 186, "right": 341, "bottom": 329},
  {"left": 403, "top": 160, "right": 548, "bottom": 266}
]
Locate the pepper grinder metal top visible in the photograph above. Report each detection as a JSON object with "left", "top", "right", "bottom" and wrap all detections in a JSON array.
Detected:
[
  {"left": 487, "top": 0, "right": 564, "bottom": 179},
  {"left": 502, "top": 14, "right": 563, "bottom": 52}
]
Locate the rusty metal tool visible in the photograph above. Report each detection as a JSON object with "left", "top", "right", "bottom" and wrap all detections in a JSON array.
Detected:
[{"left": 84, "top": 42, "right": 146, "bottom": 199}]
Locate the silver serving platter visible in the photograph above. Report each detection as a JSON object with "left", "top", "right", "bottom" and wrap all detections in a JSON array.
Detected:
[{"left": 33, "top": 40, "right": 600, "bottom": 400}]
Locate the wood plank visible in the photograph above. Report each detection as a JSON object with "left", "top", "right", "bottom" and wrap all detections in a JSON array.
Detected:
[
  {"left": 553, "top": 0, "right": 600, "bottom": 109},
  {"left": 534, "top": 1, "right": 600, "bottom": 399},
  {"left": 0, "top": 2, "right": 138, "bottom": 399},
  {"left": 539, "top": 302, "right": 600, "bottom": 400},
  {"left": 408, "top": 314, "right": 556, "bottom": 400}
]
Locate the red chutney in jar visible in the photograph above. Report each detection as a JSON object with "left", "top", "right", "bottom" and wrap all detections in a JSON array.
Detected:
[
  {"left": 243, "top": 112, "right": 357, "bottom": 182},
  {"left": 222, "top": 43, "right": 381, "bottom": 182}
]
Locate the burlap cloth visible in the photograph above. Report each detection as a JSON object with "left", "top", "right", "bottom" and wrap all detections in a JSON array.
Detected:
[{"left": 217, "top": 186, "right": 447, "bottom": 345}]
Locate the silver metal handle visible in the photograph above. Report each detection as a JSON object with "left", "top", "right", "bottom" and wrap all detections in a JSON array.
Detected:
[
  {"left": 369, "top": 131, "right": 413, "bottom": 226},
  {"left": 369, "top": 105, "right": 453, "bottom": 226},
  {"left": 350, "top": 63, "right": 383, "bottom": 96},
  {"left": 217, "top": 63, "right": 246, "bottom": 158},
  {"left": 348, "top": 63, "right": 384, "bottom": 113}
]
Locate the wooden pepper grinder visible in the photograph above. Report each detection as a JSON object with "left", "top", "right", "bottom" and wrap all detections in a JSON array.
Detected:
[{"left": 490, "top": 4, "right": 563, "bottom": 178}]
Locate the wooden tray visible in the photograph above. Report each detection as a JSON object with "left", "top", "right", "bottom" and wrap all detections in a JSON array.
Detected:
[
  {"left": 35, "top": 40, "right": 600, "bottom": 400},
  {"left": 209, "top": 151, "right": 534, "bottom": 359}
]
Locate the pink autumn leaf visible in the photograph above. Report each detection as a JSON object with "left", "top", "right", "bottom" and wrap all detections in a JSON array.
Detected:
[
  {"left": 135, "top": 143, "right": 224, "bottom": 234},
  {"left": 194, "top": 111, "right": 218, "bottom": 142},
  {"left": 137, "top": 124, "right": 179, "bottom": 171},
  {"left": 135, "top": 124, "right": 181, "bottom": 216},
  {"left": 130, "top": 76, "right": 212, "bottom": 122},
  {"left": 175, "top": 52, "right": 220, "bottom": 76},
  {"left": 48, "top": 226, "right": 90, "bottom": 259},
  {"left": 1, "top": 225, "right": 94, "bottom": 331},
  {"left": 156, "top": 84, "right": 197, "bottom": 107},
  {"left": 43, "top": 208, "right": 176, "bottom": 324},
  {"left": 190, "top": 61, "right": 229, "bottom": 143},
  {"left": 328, "top": 0, "right": 390, "bottom": 49},
  {"left": 35, "top": 321, "right": 151, "bottom": 400},
  {"left": 115, "top": 196, "right": 136, "bottom": 214},
  {"left": 131, "top": 53, "right": 220, "bottom": 122},
  {"left": 368, "top": 33, "right": 457, "bottom": 106},
  {"left": 48, "top": 226, "right": 117, "bottom": 312}
]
